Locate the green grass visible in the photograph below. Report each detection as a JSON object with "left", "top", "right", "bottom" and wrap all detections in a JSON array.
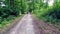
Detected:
[
  {"left": 0, "top": 16, "right": 16, "bottom": 28},
  {"left": 33, "top": 7, "right": 60, "bottom": 27}
]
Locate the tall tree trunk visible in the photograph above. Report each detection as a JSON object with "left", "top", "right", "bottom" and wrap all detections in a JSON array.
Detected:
[{"left": 9, "top": 0, "right": 14, "bottom": 8}]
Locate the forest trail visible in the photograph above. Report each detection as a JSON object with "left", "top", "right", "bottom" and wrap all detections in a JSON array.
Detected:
[
  {"left": 5, "top": 14, "right": 60, "bottom": 34},
  {"left": 6, "top": 14, "right": 40, "bottom": 34}
]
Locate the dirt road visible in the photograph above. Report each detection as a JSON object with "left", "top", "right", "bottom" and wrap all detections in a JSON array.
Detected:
[
  {"left": 5, "top": 14, "right": 60, "bottom": 34},
  {"left": 6, "top": 14, "right": 40, "bottom": 34}
]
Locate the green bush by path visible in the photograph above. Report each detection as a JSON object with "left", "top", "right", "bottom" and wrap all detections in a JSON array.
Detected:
[
  {"left": 0, "top": 0, "right": 28, "bottom": 28},
  {"left": 32, "top": 0, "right": 60, "bottom": 25}
]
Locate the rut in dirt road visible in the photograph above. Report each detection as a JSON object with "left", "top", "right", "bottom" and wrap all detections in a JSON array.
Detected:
[{"left": 6, "top": 14, "right": 40, "bottom": 34}]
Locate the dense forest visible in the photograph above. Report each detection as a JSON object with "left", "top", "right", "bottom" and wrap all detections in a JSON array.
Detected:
[
  {"left": 0, "top": 0, "right": 60, "bottom": 28},
  {"left": 0, "top": 0, "right": 28, "bottom": 27},
  {"left": 32, "top": 0, "right": 60, "bottom": 25}
]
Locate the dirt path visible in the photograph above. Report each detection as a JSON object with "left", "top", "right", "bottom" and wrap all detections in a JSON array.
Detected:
[
  {"left": 5, "top": 14, "right": 60, "bottom": 34},
  {"left": 6, "top": 14, "right": 39, "bottom": 34},
  {"left": 32, "top": 15, "right": 60, "bottom": 34}
]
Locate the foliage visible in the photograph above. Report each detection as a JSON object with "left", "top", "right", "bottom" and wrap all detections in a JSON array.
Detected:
[
  {"left": 32, "top": 0, "right": 60, "bottom": 25},
  {"left": 0, "top": 0, "right": 28, "bottom": 27},
  {"left": 0, "top": 0, "right": 60, "bottom": 27}
]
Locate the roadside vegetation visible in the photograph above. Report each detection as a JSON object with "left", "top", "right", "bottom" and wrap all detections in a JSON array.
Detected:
[
  {"left": 31, "top": 0, "right": 60, "bottom": 27},
  {"left": 0, "top": 0, "right": 60, "bottom": 29},
  {"left": 0, "top": 0, "right": 27, "bottom": 28}
]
